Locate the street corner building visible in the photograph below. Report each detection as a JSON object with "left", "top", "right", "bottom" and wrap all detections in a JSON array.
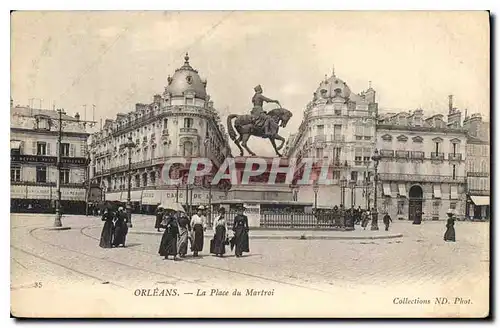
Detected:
[
  {"left": 10, "top": 100, "right": 91, "bottom": 214},
  {"left": 284, "top": 70, "right": 379, "bottom": 209},
  {"left": 88, "top": 54, "right": 232, "bottom": 215}
]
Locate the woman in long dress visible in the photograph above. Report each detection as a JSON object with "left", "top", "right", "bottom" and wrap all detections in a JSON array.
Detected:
[
  {"left": 177, "top": 211, "right": 191, "bottom": 258},
  {"left": 233, "top": 205, "right": 249, "bottom": 257},
  {"left": 113, "top": 207, "right": 129, "bottom": 247},
  {"left": 190, "top": 206, "right": 206, "bottom": 257},
  {"left": 158, "top": 211, "right": 179, "bottom": 260},
  {"left": 211, "top": 208, "right": 228, "bottom": 257},
  {"left": 155, "top": 206, "right": 164, "bottom": 232},
  {"left": 99, "top": 209, "right": 115, "bottom": 248},
  {"left": 444, "top": 209, "right": 456, "bottom": 242}
]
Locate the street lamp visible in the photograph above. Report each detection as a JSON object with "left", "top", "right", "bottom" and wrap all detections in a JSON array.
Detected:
[
  {"left": 349, "top": 180, "right": 356, "bottom": 208},
  {"left": 371, "top": 148, "right": 382, "bottom": 231},
  {"left": 313, "top": 179, "right": 319, "bottom": 210},
  {"left": 53, "top": 108, "right": 66, "bottom": 228},
  {"left": 122, "top": 136, "right": 136, "bottom": 228},
  {"left": 340, "top": 177, "right": 347, "bottom": 207}
]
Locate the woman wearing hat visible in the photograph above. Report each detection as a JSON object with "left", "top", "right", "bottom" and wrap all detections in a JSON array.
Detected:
[
  {"left": 211, "top": 207, "right": 228, "bottom": 257},
  {"left": 99, "top": 208, "right": 115, "bottom": 248},
  {"left": 155, "top": 206, "right": 164, "bottom": 232},
  {"left": 176, "top": 210, "right": 191, "bottom": 258},
  {"left": 112, "top": 207, "right": 129, "bottom": 247},
  {"left": 158, "top": 209, "right": 179, "bottom": 260},
  {"left": 232, "top": 204, "right": 250, "bottom": 257},
  {"left": 444, "top": 209, "right": 456, "bottom": 242},
  {"left": 190, "top": 205, "right": 207, "bottom": 257}
]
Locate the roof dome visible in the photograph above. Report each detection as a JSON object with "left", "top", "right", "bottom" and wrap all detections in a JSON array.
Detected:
[
  {"left": 316, "top": 72, "right": 351, "bottom": 100},
  {"left": 164, "top": 53, "right": 207, "bottom": 100}
]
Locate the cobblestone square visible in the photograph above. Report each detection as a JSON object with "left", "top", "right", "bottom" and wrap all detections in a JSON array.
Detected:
[{"left": 10, "top": 214, "right": 489, "bottom": 317}]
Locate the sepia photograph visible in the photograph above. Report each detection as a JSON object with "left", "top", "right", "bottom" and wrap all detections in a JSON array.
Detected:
[{"left": 9, "top": 10, "right": 490, "bottom": 318}]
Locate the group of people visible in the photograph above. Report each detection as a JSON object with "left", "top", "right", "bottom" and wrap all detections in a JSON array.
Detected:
[
  {"left": 155, "top": 204, "right": 250, "bottom": 261},
  {"left": 316, "top": 205, "right": 394, "bottom": 231},
  {"left": 98, "top": 207, "right": 130, "bottom": 248}
]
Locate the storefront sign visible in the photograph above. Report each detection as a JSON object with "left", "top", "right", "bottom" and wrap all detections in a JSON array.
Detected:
[
  {"left": 27, "top": 186, "right": 52, "bottom": 200},
  {"left": 11, "top": 185, "right": 27, "bottom": 199},
  {"left": 61, "top": 188, "right": 86, "bottom": 201},
  {"left": 11, "top": 154, "right": 88, "bottom": 166}
]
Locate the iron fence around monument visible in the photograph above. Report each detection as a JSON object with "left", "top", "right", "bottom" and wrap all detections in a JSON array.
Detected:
[{"left": 224, "top": 211, "right": 351, "bottom": 230}]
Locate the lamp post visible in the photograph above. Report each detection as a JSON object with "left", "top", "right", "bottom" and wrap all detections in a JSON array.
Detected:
[
  {"left": 53, "top": 108, "right": 65, "bottom": 227},
  {"left": 349, "top": 180, "right": 356, "bottom": 209},
  {"left": 371, "top": 149, "right": 381, "bottom": 231},
  {"left": 340, "top": 177, "right": 347, "bottom": 207},
  {"left": 122, "top": 136, "right": 136, "bottom": 228},
  {"left": 313, "top": 180, "right": 319, "bottom": 210}
]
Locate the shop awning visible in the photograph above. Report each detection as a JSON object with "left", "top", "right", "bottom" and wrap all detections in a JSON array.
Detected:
[
  {"left": 433, "top": 184, "right": 442, "bottom": 199},
  {"left": 398, "top": 184, "right": 407, "bottom": 197},
  {"left": 450, "top": 185, "right": 459, "bottom": 200},
  {"left": 10, "top": 140, "right": 21, "bottom": 149},
  {"left": 105, "top": 192, "right": 122, "bottom": 201},
  {"left": 142, "top": 190, "right": 162, "bottom": 205},
  {"left": 471, "top": 196, "right": 489, "bottom": 206},
  {"left": 383, "top": 184, "right": 392, "bottom": 197}
]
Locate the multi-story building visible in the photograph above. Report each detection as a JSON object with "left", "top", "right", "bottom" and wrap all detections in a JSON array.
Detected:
[
  {"left": 89, "top": 54, "right": 231, "bottom": 213},
  {"left": 463, "top": 113, "right": 490, "bottom": 220},
  {"left": 375, "top": 98, "right": 467, "bottom": 221},
  {"left": 284, "top": 70, "right": 378, "bottom": 207},
  {"left": 10, "top": 100, "right": 90, "bottom": 213}
]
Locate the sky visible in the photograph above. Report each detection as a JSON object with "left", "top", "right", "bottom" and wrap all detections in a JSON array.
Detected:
[{"left": 11, "top": 11, "right": 490, "bottom": 155}]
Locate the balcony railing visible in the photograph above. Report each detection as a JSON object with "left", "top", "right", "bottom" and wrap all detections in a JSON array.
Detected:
[
  {"left": 448, "top": 153, "right": 463, "bottom": 161},
  {"left": 331, "top": 135, "right": 345, "bottom": 142},
  {"left": 380, "top": 150, "right": 394, "bottom": 158},
  {"left": 378, "top": 173, "right": 465, "bottom": 183},
  {"left": 395, "top": 150, "right": 410, "bottom": 159},
  {"left": 430, "top": 152, "right": 445, "bottom": 160},
  {"left": 314, "top": 135, "right": 326, "bottom": 142},
  {"left": 410, "top": 151, "right": 424, "bottom": 160},
  {"left": 180, "top": 127, "right": 198, "bottom": 134}
]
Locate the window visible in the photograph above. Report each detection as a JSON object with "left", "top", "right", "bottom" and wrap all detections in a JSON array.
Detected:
[
  {"left": 450, "top": 202, "right": 457, "bottom": 210},
  {"left": 11, "top": 166, "right": 21, "bottom": 182},
  {"left": 333, "top": 125, "right": 342, "bottom": 141},
  {"left": 333, "top": 170, "right": 340, "bottom": 180},
  {"left": 151, "top": 146, "right": 156, "bottom": 159},
  {"left": 142, "top": 173, "right": 148, "bottom": 187},
  {"left": 317, "top": 125, "right": 324, "bottom": 135},
  {"left": 150, "top": 172, "right": 156, "bottom": 185},
  {"left": 333, "top": 147, "right": 341, "bottom": 161},
  {"left": 183, "top": 141, "right": 193, "bottom": 156},
  {"left": 60, "top": 168, "right": 70, "bottom": 184},
  {"left": 397, "top": 201, "right": 404, "bottom": 215},
  {"left": 452, "top": 165, "right": 456, "bottom": 180},
  {"left": 334, "top": 109, "right": 342, "bottom": 116},
  {"left": 435, "top": 142, "right": 439, "bottom": 155},
  {"left": 452, "top": 143, "right": 457, "bottom": 155},
  {"left": 37, "top": 142, "right": 47, "bottom": 155},
  {"left": 36, "top": 166, "right": 47, "bottom": 183},
  {"left": 163, "top": 119, "right": 168, "bottom": 129},
  {"left": 143, "top": 148, "right": 148, "bottom": 161},
  {"left": 351, "top": 171, "right": 358, "bottom": 181},
  {"left": 184, "top": 118, "right": 193, "bottom": 128},
  {"left": 61, "top": 143, "right": 70, "bottom": 156},
  {"left": 316, "top": 148, "right": 323, "bottom": 158}
]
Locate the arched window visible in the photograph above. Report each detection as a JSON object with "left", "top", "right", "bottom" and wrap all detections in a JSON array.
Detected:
[{"left": 183, "top": 141, "right": 193, "bottom": 157}]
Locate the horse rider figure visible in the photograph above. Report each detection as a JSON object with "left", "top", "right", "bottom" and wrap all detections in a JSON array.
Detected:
[{"left": 251, "top": 85, "right": 281, "bottom": 138}]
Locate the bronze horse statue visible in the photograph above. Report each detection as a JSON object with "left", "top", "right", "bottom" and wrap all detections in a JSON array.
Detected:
[{"left": 226, "top": 107, "right": 293, "bottom": 157}]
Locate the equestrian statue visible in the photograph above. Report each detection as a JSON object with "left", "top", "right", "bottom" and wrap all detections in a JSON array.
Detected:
[{"left": 226, "top": 85, "right": 293, "bottom": 157}]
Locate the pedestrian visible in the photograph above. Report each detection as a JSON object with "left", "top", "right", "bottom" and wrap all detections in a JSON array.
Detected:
[
  {"left": 444, "top": 209, "right": 456, "bottom": 242},
  {"left": 177, "top": 210, "right": 191, "bottom": 258},
  {"left": 155, "top": 206, "right": 164, "bottom": 232},
  {"left": 232, "top": 204, "right": 250, "bottom": 258},
  {"left": 158, "top": 210, "right": 179, "bottom": 260},
  {"left": 413, "top": 209, "right": 422, "bottom": 225},
  {"left": 190, "top": 205, "right": 207, "bottom": 257},
  {"left": 211, "top": 208, "right": 228, "bottom": 257},
  {"left": 99, "top": 208, "right": 115, "bottom": 248},
  {"left": 361, "top": 211, "right": 370, "bottom": 230},
  {"left": 112, "top": 207, "right": 129, "bottom": 247},
  {"left": 383, "top": 212, "right": 392, "bottom": 231}
]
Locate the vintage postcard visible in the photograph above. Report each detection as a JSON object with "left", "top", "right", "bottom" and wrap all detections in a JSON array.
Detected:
[{"left": 10, "top": 11, "right": 490, "bottom": 318}]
